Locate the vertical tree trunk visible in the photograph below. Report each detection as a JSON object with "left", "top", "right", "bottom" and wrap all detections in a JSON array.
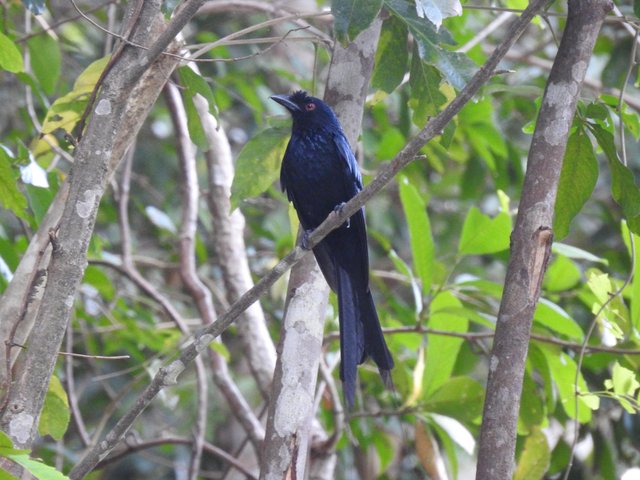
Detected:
[
  {"left": 259, "top": 18, "right": 383, "bottom": 480},
  {"left": 475, "top": 1, "right": 613, "bottom": 478}
]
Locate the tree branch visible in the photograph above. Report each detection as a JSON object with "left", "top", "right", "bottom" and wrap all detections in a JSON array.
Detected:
[
  {"left": 166, "top": 81, "right": 265, "bottom": 457},
  {"left": 95, "top": 436, "right": 258, "bottom": 480}
]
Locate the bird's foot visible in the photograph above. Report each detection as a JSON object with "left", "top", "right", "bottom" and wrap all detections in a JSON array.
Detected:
[
  {"left": 301, "top": 229, "right": 314, "bottom": 250},
  {"left": 333, "top": 202, "right": 350, "bottom": 228}
]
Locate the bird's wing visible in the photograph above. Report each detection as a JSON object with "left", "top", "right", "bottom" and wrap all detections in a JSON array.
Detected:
[
  {"left": 333, "top": 132, "right": 363, "bottom": 191},
  {"left": 280, "top": 145, "right": 291, "bottom": 197}
]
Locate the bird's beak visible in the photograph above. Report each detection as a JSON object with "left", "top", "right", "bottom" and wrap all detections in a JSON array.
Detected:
[{"left": 270, "top": 94, "right": 301, "bottom": 113}]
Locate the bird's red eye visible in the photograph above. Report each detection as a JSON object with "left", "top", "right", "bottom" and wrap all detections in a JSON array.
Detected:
[{"left": 305, "top": 102, "right": 316, "bottom": 111}]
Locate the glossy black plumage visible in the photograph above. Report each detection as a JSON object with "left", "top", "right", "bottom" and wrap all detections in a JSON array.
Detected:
[{"left": 271, "top": 91, "right": 394, "bottom": 405}]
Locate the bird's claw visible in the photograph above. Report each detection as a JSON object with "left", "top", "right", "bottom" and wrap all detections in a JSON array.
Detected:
[
  {"left": 333, "top": 202, "right": 350, "bottom": 228},
  {"left": 301, "top": 229, "right": 313, "bottom": 250}
]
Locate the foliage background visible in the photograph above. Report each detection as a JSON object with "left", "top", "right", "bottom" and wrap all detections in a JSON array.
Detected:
[{"left": 0, "top": 0, "right": 639, "bottom": 478}]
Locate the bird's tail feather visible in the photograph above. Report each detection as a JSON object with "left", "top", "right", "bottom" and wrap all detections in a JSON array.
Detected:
[
  {"left": 337, "top": 267, "right": 394, "bottom": 406},
  {"left": 360, "top": 288, "right": 394, "bottom": 384},
  {"left": 337, "top": 267, "right": 364, "bottom": 407}
]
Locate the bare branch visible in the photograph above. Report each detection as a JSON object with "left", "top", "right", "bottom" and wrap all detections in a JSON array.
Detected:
[
  {"left": 95, "top": 436, "right": 258, "bottom": 479},
  {"left": 195, "top": 65, "right": 277, "bottom": 397},
  {"left": 64, "top": 327, "right": 91, "bottom": 447},
  {"left": 165, "top": 80, "right": 265, "bottom": 456}
]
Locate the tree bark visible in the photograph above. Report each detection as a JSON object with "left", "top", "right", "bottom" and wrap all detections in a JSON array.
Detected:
[
  {"left": 475, "top": 1, "right": 613, "bottom": 479},
  {"left": 201, "top": 90, "right": 278, "bottom": 398},
  {"left": 0, "top": 0, "right": 204, "bottom": 449},
  {"left": 259, "top": 17, "right": 383, "bottom": 480}
]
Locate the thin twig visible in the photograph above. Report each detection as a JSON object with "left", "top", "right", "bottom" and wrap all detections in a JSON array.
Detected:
[
  {"left": 57, "top": 351, "right": 131, "bottom": 360},
  {"left": 458, "top": 11, "right": 512, "bottom": 53},
  {"left": 314, "top": 357, "right": 344, "bottom": 452},
  {"left": 95, "top": 436, "right": 258, "bottom": 479},
  {"left": 64, "top": 326, "right": 91, "bottom": 447},
  {"left": 188, "top": 12, "right": 331, "bottom": 60},
  {"left": 166, "top": 80, "right": 210, "bottom": 480},
  {"left": 17, "top": 0, "right": 116, "bottom": 43},
  {"left": 324, "top": 326, "right": 640, "bottom": 355}
]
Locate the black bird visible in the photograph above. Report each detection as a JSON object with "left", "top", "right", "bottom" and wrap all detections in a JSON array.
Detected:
[{"left": 270, "top": 91, "right": 394, "bottom": 405}]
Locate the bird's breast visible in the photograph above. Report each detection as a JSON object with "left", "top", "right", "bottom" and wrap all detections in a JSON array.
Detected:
[{"left": 283, "top": 134, "right": 356, "bottom": 228}]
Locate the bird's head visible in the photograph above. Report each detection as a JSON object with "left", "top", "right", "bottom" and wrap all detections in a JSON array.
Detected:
[{"left": 270, "top": 91, "right": 340, "bottom": 132}]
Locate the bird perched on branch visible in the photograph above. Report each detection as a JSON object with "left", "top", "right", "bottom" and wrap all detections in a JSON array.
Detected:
[{"left": 271, "top": 90, "right": 394, "bottom": 406}]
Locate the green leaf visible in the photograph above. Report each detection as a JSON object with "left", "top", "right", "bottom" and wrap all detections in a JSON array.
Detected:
[
  {"left": 588, "top": 123, "right": 617, "bottom": 162},
  {"left": 458, "top": 207, "right": 511, "bottom": 255},
  {"left": 0, "top": 32, "right": 24, "bottom": 73},
  {"left": 209, "top": 340, "right": 230, "bottom": 362},
  {"left": 385, "top": 0, "right": 474, "bottom": 90},
  {"left": 8, "top": 454, "right": 69, "bottom": 480},
  {"left": 426, "top": 416, "right": 458, "bottom": 478},
  {"left": 177, "top": 66, "right": 218, "bottom": 151},
  {"left": 372, "top": 16, "right": 408, "bottom": 94},
  {"left": 424, "top": 376, "right": 484, "bottom": 422},
  {"left": 423, "top": 292, "right": 468, "bottom": 396},
  {"left": 456, "top": 277, "right": 503, "bottom": 299},
  {"left": 622, "top": 222, "right": 640, "bottom": 330},
  {"left": 230, "top": 127, "right": 289, "bottom": 209},
  {"left": 0, "top": 467, "right": 18, "bottom": 480},
  {"left": 388, "top": 249, "right": 423, "bottom": 314},
  {"left": 25, "top": 176, "right": 57, "bottom": 226},
  {"left": 398, "top": 176, "right": 434, "bottom": 294},
  {"left": 459, "top": 99, "right": 508, "bottom": 174},
  {"left": 635, "top": 0, "right": 640, "bottom": 17},
  {"left": 409, "top": 45, "right": 446, "bottom": 127},
  {"left": 580, "top": 393, "right": 600, "bottom": 410},
  {"left": 415, "top": 0, "right": 462, "bottom": 29},
  {"left": 518, "top": 372, "right": 545, "bottom": 434},
  {"left": 0, "top": 432, "right": 13, "bottom": 449},
  {"left": 610, "top": 362, "right": 640, "bottom": 397},
  {"left": 551, "top": 242, "right": 608, "bottom": 265},
  {"left": 616, "top": 102, "right": 640, "bottom": 140},
  {"left": 404, "top": 344, "right": 425, "bottom": 407},
  {"left": 609, "top": 156, "right": 640, "bottom": 234},
  {"left": 585, "top": 269, "right": 629, "bottom": 336},
  {"left": 0, "top": 148, "right": 28, "bottom": 220},
  {"left": 586, "top": 269, "right": 613, "bottom": 305},
  {"left": 38, "top": 375, "right": 70, "bottom": 441},
  {"left": 27, "top": 35, "right": 61, "bottom": 95},
  {"left": 528, "top": 345, "right": 555, "bottom": 414},
  {"left": 42, "top": 56, "right": 110, "bottom": 134},
  {"left": 539, "top": 345, "right": 594, "bottom": 422},
  {"left": 372, "top": 432, "right": 395, "bottom": 473},
  {"left": 332, "top": 0, "right": 383, "bottom": 44},
  {"left": 543, "top": 255, "right": 581, "bottom": 292},
  {"left": 83, "top": 265, "right": 115, "bottom": 301},
  {"left": 533, "top": 298, "right": 584, "bottom": 340},
  {"left": 553, "top": 130, "right": 598, "bottom": 239},
  {"left": 514, "top": 429, "right": 550, "bottom": 480},
  {"left": 590, "top": 124, "right": 640, "bottom": 233}
]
